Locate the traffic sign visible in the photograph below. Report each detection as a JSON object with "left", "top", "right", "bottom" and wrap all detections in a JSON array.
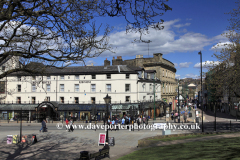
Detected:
[{"left": 235, "top": 106, "right": 238, "bottom": 109}]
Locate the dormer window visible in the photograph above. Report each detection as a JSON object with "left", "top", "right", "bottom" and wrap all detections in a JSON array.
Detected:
[{"left": 2, "top": 66, "right": 5, "bottom": 71}]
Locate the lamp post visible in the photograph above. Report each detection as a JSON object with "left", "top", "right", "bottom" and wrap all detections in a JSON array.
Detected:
[
  {"left": 198, "top": 51, "right": 204, "bottom": 132},
  {"left": 103, "top": 94, "right": 111, "bottom": 142},
  {"left": 214, "top": 101, "right": 217, "bottom": 131},
  {"left": 178, "top": 78, "right": 180, "bottom": 123}
]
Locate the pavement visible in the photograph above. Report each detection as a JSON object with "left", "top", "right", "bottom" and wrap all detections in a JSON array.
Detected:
[
  {"left": 0, "top": 123, "right": 196, "bottom": 160},
  {"left": 0, "top": 110, "right": 239, "bottom": 159}
]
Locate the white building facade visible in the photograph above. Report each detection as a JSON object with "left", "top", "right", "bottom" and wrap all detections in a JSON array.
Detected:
[{"left": 0, "top": 63, "right": 164, "bottom": 121}]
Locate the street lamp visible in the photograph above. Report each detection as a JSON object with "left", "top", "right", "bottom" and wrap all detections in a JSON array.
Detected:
[
  {"left": 198, "top": 51, "right": 204, "bottom": 132},
  {"left": 103, "top": 94, "right": 111, "bottom": 142},
  {"left": 178, "top": 78, "right": 180, "bottom": 123}
]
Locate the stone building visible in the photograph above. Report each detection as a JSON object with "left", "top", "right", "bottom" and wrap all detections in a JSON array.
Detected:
[{"left": 111, "top": 53, "right": 177, "bottom": 112}]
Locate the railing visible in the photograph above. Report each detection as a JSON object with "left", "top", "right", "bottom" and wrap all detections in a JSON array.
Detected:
[{"left": 0, "top": 99, "right": 163, "bottom": 105}]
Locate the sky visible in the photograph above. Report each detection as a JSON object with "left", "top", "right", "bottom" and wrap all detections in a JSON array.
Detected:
[{"left": 83, "top": 0, "right": 237, "bottom": 79}]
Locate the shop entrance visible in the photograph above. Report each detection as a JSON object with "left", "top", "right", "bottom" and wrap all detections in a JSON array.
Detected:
[{"left": 37, "top": 102, "right": 58, "bottom": 122}]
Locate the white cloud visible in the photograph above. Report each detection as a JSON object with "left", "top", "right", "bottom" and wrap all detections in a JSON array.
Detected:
[
  {"left": 174, "top": 23, "right": 191, "bottom": 28},
  {"left": 193, "top": 61, "right": 221, "bottom": 68},
  {"left": 211, "top": 42, "right": 233, "bottom": 52},
  {"left": 186, "top": 18, "right": 192, "bottom": 21},
  {"left": 99, "top": 19, "right": 220, "bottom": 57},
  {"left": 185, "top": 73, "right": 198, "bottom": 79},
  {"left": 174, "top": 63, "right": 178, "bottom": 67},
  {"left": 175, "top": 74, "right": 180, "bottom": 78},
  {"left": 179, "top": 62, "right": 192, "bottom": 68},
  {"left": 86, "top": 60, "right": 97, "bottom": 66}
]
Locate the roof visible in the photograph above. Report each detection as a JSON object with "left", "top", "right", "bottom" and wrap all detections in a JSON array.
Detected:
[
  {"left": 145, "top": 70, "right": 156, "bottom": 73},
  {"left": 9, "top": 65, "right": 144, "bottom": 76}
]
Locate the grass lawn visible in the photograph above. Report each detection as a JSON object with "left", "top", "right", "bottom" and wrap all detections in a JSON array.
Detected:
[
  {"left": 118, "top": 137, "right": 240, "bottom": 160},
  {"left": 149, "top": 132, "right": 238, "bottom": 142}
]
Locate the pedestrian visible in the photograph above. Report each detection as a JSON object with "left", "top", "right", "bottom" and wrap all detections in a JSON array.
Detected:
[
  {"left": 69, "top": 119, "right": 74, "bottom": 132},
  {"left": 143, "top": 116, "right": 146, "bottom": 124},
  {"left": 137, "top": 116, "right": 141, "bottom": 131},
  {"left": 171, "top": 112, "right": 174, "bottom": 120},
  {"left": 111, "top": 119, "right": 115, "bottom": 131},
  {"left": 121, "top": 117, "right": 125, "bottom": 125},
  {"left": 40, "top": 119, "right": 46, "bottom": 132},
  {"left": 65, "top": 118, "right": 69, "bottom": 131}
]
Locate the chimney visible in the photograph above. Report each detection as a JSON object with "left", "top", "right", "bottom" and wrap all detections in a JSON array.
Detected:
[
  {"left": 117, "top": 56, "right": 122, "bottom": 60},
  {"left": 104, "top": 58, "right": 110, "bottom": 67},
  {"left": 113, "top": 57, "right": 115, "bottom": 60}
]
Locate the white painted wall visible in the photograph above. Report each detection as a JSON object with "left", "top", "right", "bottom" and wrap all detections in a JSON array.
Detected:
[{"left": 4, "top": 73, "right": 161, "bottom": 104}]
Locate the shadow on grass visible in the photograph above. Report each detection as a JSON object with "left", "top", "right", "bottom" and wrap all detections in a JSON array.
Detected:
[{"left": 118, "top": 137, "right": 240, "bottom": 160}]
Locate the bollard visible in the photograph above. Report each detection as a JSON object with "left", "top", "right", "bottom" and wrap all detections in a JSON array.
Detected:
[{"left": 230, "top": 120, "right": 231, "bottom": 131}]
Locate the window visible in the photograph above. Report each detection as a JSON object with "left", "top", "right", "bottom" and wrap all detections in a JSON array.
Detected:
[
  {"left": 74, "top": 84, "right": 79, "bottom": 92},
  {"left": 106, "top": 84, "right": 111, "bottom": 92},
  {"left": 107, "top": 74, "right": 111, "bottom": 79},
  {"left": 75, "top": 75, "right": 79, "bottom": 80},
  {"left": 149, "top": 84, "right": 152, "bottom": 92},
  {"left": 60, "top": 75, "right": 64, "bottom": 80},
  {"left": 32, "top": 76, "right": 36, "bottom": 80},
  {"left": 126, "top": 96, "right": 130, "bottom": 102},
  {"left": 91, "top": 97, "right": 96, "bottom": 104},
  {"left": 60, "top": 97, "right": 64, "bottom": 103},
  {"left": 91, "top": 84, "right": 96, "bottom": 92},
  {"left": 2, "top": 66, "right": 5, "bottom": 71},
  {"left": 32, "top": 97, "right": 36, "bottom": 104},
  {"left": 46, "top": 97, "right": 50, "bottom": 102},
  {"left": 32, "top": 84, "right": 36, "bottom": 92},
  {"left": 126, "top": 74, "right": 130, "bottom": 79},
  {"left": 17, "top": 76, "right": 21, "bottom": 81},
  {"left": 46, "top": 84, "right": 50, "bottom": 92},
  {"left": 47, "top": 76, "right": 51, "bottom": 80},
  {"left": 17, "top": 97, "right": 21, "bottom": 104},
  {"left": 150, "top": 96, "right": 152, "bottom": 100},
  {"left": 74, "top": 97, "right": 79, "bottom": 104},
  {"left": 60, "top": 84, "right": 64, "bottom": 92},
  {"left": 143, "top": 96, "right": 146, "bottom": 101},
  {"left": 92, "top": 75, "right": 96, "bottom": 79},
  {"left": 125, "top": 84, "right": 130, "bottom": 92},
  {"left": 142, "top": 84, "right": 145, "bottom": 91},
  {"left": 17, "top": 85, "right": 21, "bottom": 92}
]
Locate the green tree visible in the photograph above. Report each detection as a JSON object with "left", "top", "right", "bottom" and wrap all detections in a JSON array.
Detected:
[{"left": 206, "top": 0, "right": 240, "bottom": 103}]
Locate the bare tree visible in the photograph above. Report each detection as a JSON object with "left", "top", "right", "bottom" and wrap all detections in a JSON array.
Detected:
[{"left": 0, "top": 0, "right": 172, "bottom": 79}]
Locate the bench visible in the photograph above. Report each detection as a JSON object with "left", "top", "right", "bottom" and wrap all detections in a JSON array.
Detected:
[{"left": 89, "top": 148, "right": 110, "bottom": 160}]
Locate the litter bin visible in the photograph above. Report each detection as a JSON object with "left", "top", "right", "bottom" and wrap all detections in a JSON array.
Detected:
[
  {"left": 80, "top": 151, "right": 89, "bottom": 160},
  {"left": 189, "top": 113, "right": 192, "bottom": 117},
  {"left": 196, "top": 117, "right": 200, "bottom": 124}
]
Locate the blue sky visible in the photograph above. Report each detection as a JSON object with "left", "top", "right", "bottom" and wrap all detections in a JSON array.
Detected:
[{"left": 83, "top": 0, "right": 237, "bottom": 79}]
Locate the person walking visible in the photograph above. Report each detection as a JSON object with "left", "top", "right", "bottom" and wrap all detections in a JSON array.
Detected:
[
  {"left": 69, "top": 119, "right": 74, "bottom": 132},
  {"left": 39, "top": 119, "right": 46, "bottom": 132},
  {"left": 137, "top": 116, "right": 141, "bottom": 131},
  {"left": 65, "top": 118, "right": 69, "bottom": 131},
  {"left": 111, "top": 119, "right": 115, "bottom": 131},
  {"left": 121, "top": 117, "right": 125, "bottom": 125}
]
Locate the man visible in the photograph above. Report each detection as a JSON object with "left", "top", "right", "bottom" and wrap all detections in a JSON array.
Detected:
[
  {"left": 40, "top": 119, "right": 46, "bottom": 132},
  {"left": 69, "top": 119, "right": 74, "bottom": 132},
  {"left": 137, "top": 116, "right": 141, "bottom": 131}
]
